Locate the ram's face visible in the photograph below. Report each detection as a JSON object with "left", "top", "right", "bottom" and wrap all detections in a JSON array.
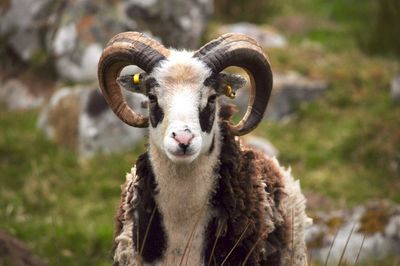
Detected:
[
  {"left": 117, "top": 51, "right": 246, "bottom": 164},
  {"left": 100, "top": 33, "right": 272, "bottom": 164},
  {"left": 147, "top": 52, "right": 221, "bottom": 163}
]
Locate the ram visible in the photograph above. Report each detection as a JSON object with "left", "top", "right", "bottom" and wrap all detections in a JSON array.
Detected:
[{"left": 98, "top": 32, "right": 311, "bottom": 265}]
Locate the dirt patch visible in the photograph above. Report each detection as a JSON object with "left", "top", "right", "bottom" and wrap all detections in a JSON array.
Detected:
[
  {"left": 0, "top": 69, "right": 56, "bottom": 99},
  {"left": 0, "top": 231, "right": 47, "bottom": 266},
  {"left": 47, "top": 93, "right": 80, "bottom": 151},
  {"left": 0, "top": 0, "right": 10, "bottom": 15}
]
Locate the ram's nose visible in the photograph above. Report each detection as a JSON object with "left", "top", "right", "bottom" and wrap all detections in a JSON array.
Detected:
[{"left": 172, "top": 129, "right": 194, "bottom": 153}]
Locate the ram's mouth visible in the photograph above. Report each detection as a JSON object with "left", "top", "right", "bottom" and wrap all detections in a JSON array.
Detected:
[
  {"left": 166, "top": 148, "right": 199, "bottom": 163},
  {"left": 169, "top": 149, "right": 196, "bottom": 157}
]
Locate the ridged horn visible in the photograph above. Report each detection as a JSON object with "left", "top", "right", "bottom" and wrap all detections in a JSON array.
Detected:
[
  {"left": 194, "top": 33, "right": 273, "bottom": 136},
  {"left": 98, "top": 31, "right": 169, "bottom": 127}
]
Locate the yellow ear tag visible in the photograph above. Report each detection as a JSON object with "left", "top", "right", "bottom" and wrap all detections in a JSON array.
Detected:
[
  {"left": 224, "top": 85, "right": 236, "bottom": 99},
  {"left": 133, "top": 74, "right": 141, "bottom": 85}
]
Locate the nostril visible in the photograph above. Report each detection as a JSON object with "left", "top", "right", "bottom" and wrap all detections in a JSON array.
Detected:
[{"left": 172, "top": 130, "right": 194, "bottom": 146}]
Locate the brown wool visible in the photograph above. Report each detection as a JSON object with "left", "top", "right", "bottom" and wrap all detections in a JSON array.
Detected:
[{"left": 113, "top": 105, "right": 310, "bottom": 265}]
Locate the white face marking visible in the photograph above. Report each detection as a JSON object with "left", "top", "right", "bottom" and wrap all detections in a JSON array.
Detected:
[{"left": 148, "top": 50, "right": 218, "bottom": 164}]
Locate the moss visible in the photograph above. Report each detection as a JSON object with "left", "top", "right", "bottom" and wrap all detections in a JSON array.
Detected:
[
  {"left": 358, "top": 205, "right": 391, "bottom": 235},
  {"left": 326, "top": 216, "right": 345, "bottom": 234},
  {"left": 29, "top": 51, "right": 58, "bottom": 79},
  {"left": 307, "top": 211, "right": 322, "bottom": 224},
  {"left": 29, "top": 51, "right": 49, "bottom": 68}
]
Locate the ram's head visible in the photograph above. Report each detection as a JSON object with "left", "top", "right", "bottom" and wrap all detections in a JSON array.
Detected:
[{"left": 98, "top": 32, "right": 272, "bottom": 163}]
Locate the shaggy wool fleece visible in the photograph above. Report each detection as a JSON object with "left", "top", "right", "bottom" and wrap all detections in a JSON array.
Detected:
[{"left": 113, "top": 105, "right": 310, "bottom": 265}]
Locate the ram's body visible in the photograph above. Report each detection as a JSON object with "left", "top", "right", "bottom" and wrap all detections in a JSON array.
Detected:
[
  {"left": 114, "top": 106, "right": 309, "bottom": 265},
  {"left": 97, "top": 32, "right": 311, "bottom": 266}
]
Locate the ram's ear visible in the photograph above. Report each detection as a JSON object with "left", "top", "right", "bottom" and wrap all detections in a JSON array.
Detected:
[
  {"left": 217, "top": 72, "right": 247, "bottom": 99},
  {"left": 117, "top": 73, "right": 148, "bottom": 95}
]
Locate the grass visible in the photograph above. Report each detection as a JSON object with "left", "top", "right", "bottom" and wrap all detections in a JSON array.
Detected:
[
  {"left": 1, "top": 45, "right": 399, "bottom": 264},
  {"left": 0, "top": 107, "right": 146, "bottom": 265},
  {"left": 254, "top": 44, "right": 400, "bottom": 205},
  {"left": 1, "top": 0, "right": 399, "bottom": 264}
]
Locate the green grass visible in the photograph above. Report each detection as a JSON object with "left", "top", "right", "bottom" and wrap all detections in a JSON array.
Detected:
[
  {"left": 254, "top": 44, "right": 400, "bottom": 205},
  {"left": 275, "top": 0, "right": 374, "bottom": 53},
  {"left": 1, "top": 0, "right": 399, "bottom": 264},
  {"left": 0, "top": 108, "right": 145, "bottom": 265},
  {"left": 1, "top": 44, "right": 398, "bottom": 264}
]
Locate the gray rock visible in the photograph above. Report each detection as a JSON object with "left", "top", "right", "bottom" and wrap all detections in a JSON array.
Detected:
[
  {"left": 216, "top": 22, "right": 287, "bottom": 48},
  {"left": 52, "top": 0, "right": 210, "bottom": 81},
  {"left": 243, "top": 136, "right": 279, "bottom": 157},
  {"left": 0, "top": 0, "right": 57, "bottom": 61},
  {"left": 2, "top": 0, "right": 213, "bottom": 80},
  {"left": 38, "top": 85, "right": 147, "bottom": 157},
  {"left": 306, "top": 201, "right": 400, "bottom": 265},
  {"left": 230, "top": 71, "right": 328, "bottom": 121},
  {"left": 0, "top": 79, "right": 44, "bottom": 110},
  {"left": 125, "top": 0, "right": 213, "bottom": 49},
  {"left": 54, "top": 43, "right": 103, "bottom": 82},
  {"left": 51, "top": 0, "right": 133, "bottom": 82},
  {"left": 267, "top": 72, "right": 328, "bottom": 120},
  {"left": 51, "top": 0, "right": 171, "bottom": 82},
  {"left": 390, "top": 75, "right": 400, "bottom": 104}
]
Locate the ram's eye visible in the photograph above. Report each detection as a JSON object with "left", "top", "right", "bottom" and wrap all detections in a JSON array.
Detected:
[
  {"left": 148, "top": 94, "right": 157, "bottom": 103},
  {"left": 208, "top": 94, "right": 217, "bottom": 104}
]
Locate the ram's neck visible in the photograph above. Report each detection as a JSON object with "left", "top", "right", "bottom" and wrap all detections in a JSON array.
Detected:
[
  {"left": 148, "top": 135, "right": 221, "bottom": 217},
  {"left": 148, "top": 134, "right": 221, "bottom": 264}
]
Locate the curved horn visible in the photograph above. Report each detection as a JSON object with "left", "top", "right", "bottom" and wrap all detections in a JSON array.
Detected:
[
  {"left": 194, "top": 33, "right": 273, "bottom": 136},
  {"left": 98, "top": 32, "right": 169, "bottom": 127}
]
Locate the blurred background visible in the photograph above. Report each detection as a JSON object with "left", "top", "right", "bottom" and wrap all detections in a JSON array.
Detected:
[{"left": 0, "top": 0, "right": 399, "bottom": 265}]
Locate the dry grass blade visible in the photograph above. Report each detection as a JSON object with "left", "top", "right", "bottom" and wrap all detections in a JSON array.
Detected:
[
  {"left": 324, "top": 227, "right": 340, "bottom": 266},
  {"left": 241, "top": 231, "right": 267, "bottom": 266},
  {"left": 353, "top": 235, "right": 365, "bottom": 266},
  {"left": 179, "top": 201, "right": 207, "bottom": 266},
  {"left": 139, "top": 206, "right": 157, "bottom": 257},
  {"left": 290, "top": 207, "right": 295, "bottom": 266},
  {"left": 308, "top": 249, "right": 312, "bottom": 266},
  {"left": 220, "top": 221, "right": 251, "bottom": 266},
  {"left": 137, "top": 215, "right": 140, "bottom": 258},
  {"left": 207, "top": 223, "right": 223, "bottom": 266},
  {"left": 338, "top": 223, "right": 356, "bottom": 266}
]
